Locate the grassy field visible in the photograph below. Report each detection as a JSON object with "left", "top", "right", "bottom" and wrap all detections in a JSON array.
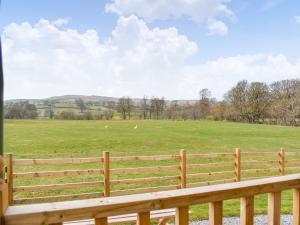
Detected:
[{"left": 4, "top": 119, "right": 300, "bottom": 220}]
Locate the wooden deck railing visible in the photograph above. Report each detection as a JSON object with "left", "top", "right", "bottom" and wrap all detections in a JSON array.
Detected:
[
  {"left": 6, "top": 148, "right": 300, "bottom": 205},
  {"left": 3, "top": 174, "right": 300, "bottom": 225}
]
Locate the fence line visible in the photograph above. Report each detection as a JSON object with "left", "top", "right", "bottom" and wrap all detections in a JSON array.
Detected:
[{"left": 7, "top": 147, "right": 300, "bottom": 205}]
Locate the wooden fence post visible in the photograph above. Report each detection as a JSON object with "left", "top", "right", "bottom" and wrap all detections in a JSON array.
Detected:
[
  {"left": 268, "top": 192, "right": 281, "bottom": 225},
  {"left": 240, "top": 196, "right": 254, "bottom": 225},
  {"left": 103, "top": 151, "right": 110, "bottom": 197},
  {"left": 179, "top": 149, "right": 186, "bottom": 189},
  {"left": 235, "top": 148, "right": 241, "bottom": 182},
  {"left": 175, "top": 206, "right": 189, "bottom": 225},
  {"left": 279, "top": 148, "right": 285, "bottom": 176},
  {"left": 0, "top": 156, "right": 8, "bottom": 225},
  {"left": 137, "top": 212, "right": 150, "bottom": 225},
  {"left": 293, "top": 188, "right": 300, "bottom": 225},
  {"left": 7, "top": 153, "right": 13, "bottom": 205},
  {"left": 95, "top": 217, "right": 108, "bottom": 225},
  {"left": 209, "top": 201, "right": 223, "bottom": 225}
]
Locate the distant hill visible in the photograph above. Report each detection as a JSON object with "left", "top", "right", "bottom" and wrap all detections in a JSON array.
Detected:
[
  {"left": 4, "top": 95, "right": 198, "bottom": 118},
  {"left": 5, "top": 95, "right": 197, "bottom": 106}
]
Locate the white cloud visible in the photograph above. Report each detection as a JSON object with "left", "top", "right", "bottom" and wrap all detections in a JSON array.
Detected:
[
  {"left": 207, "top": 20, "right": 228, "bottom": 36},
  {"left": 52, "top": 18, "right": 70, "bottom": 26},
  {"left": 3, "top": 18, "right": 300, "bottom": 100},
  {"left": 2, "top": 17, "right": 198, "bottom": 99},
  {"left": 105, "top": 0, "right": 234, "bottom": 36},
  {"left": 295, "top": 16, "right": 300, "bottom": 24}
]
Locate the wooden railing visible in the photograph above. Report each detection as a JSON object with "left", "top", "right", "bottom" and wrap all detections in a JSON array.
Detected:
[
  {"left": 6, "top": 148, "right": 300, "bottom": 205},
  {"left": 3, "top": 174, "right": 300, "bottom": 225}
]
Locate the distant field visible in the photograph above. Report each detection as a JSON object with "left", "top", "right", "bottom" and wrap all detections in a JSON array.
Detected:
[
  {"left": 5, "top": 119, "right": 300, "bottom": 157},
  {"left": 4, "top": 120, "right": 300, "bottom": 220}
]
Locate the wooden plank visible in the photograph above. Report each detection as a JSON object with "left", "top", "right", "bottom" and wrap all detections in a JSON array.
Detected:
[
  {"left": 14, "top": 169, "right": 103, "bottom": 179},
  {"left": 285, "top": 159, "right": 300, "bottom": 164},
  {"left": 187, "top": 179, "right": 235, "bottom": 188},
  {"left": 6, "top": 154, "right": 13, "bottom": 205},
  {"left": 240, "top": 196, "right": 254, "bottom": 225},
  {"left": 95, "top": 217, "right": 107, "bottom": 225},
  {"left": 110, "top": 165, "right": 179, "bottom": 174},
  {"left": 103, "top": 151, "right": 110, "bottom": 197},
  {"left": 13, "top": 192, "right": 104, "bottom": 204},
  {"left": 13, "top": 157, "right": 103, "bottom": 165},
  {"left": 294, "top": 188, "right": 300, "bottom": 225},
  {"left": 242, "top": 160, "right": 278, "bottom": 167},
  {"left": 5, "top": 174, "right": 300, "bottom": 225},
  {"left": 110, "top": 185, "right": 179, "bottom": 196},
  {"left": 110, "top": 155, "right": 179, "bottom": 162},
  {"left": 179, "top": 149, "right": 186, "bottom": 189},
  {"left": 209, "top": 201, "right": 222, "bottom": 225},
  {"left": 187, "top": 171, "right": 235, "bottom": 179},
  {"left": 268, "top": 192, "right": 281, "bottom": 225},
  {"left": 13, "top": 181, "right": 103, "bottom": 192},
  {"left": 110, "top": 176, "right": 179, "bottom": 186},
  {"left": 187, "top": 153, "right": 233, "bottom": 159},
  {"left": 242, "top": 152, "right": 277, "bottom": 157},
  {"left": 187, "top": 162, "right": 234, "bottom": 169},
  {"left": 137, "top": 212, "right": 150, "bottom": 225},
  {"left": 175, "top": 206, "right": 189, "bottom": 225},
  {"left": 241, "top": 168, "right": 279, "bottom": 175},
  {"left": 235, "top": 148, "right": 241, "bottom": 182}
]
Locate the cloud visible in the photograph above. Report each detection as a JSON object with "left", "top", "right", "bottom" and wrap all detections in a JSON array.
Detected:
[
  {"left": 295, "top": 16, "right": 300, "bottom": 24},
  {"left": 2, "top": 17, "right": 198, "bottom": 99},
  {"left": 105, "top": 0, "right": 234, "bottom": 36},
  {"left": 3, "top": 18, "right": 300, "bottom": 100},
  {"left": 52, "top": 18, "right": 70, "bottom": 26},
  {"left": 207, "top": 20, "right": 228, "bottom": 36}
]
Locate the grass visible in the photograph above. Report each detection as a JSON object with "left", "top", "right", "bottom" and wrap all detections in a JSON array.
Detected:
[{"left": 4, "top": 119, "right": 300, "bottom": 220}]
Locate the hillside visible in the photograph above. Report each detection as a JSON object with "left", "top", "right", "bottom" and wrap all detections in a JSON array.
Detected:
[{"left": 4, "top": 95, "right": 198, "bottom": 118}]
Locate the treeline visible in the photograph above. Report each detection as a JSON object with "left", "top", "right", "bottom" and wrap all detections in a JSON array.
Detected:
[{"left": 4, "top": 79, "right": 300, "bottom": 126}]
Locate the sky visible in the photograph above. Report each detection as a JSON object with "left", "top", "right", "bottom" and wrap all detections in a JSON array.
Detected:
[{"left": 1, "top": 0, "right": 300, "bottom": 100}]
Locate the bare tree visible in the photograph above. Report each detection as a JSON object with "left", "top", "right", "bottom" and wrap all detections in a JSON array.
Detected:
[
  {"left": 140, "top": 96, "right": 150, "bottom": 119},
  {"left": 75, "top": 98, "right": 86, "bottom": 113}
]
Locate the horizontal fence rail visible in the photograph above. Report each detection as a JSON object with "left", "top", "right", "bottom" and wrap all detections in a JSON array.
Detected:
[
  {"left": 4, "top": 147, "right": 300, "bottom": 206},
  {"left": 3, "top": 174, "right": 300, "bottom": 225}
]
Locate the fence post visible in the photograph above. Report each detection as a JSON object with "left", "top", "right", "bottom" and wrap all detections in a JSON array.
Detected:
[
  {"left": 103, "top": 151, "right": 110, "bottom": 197},
  {"left": 278, "top": 148, "right": 285, "bottom": 176},
  {"left": 179, "top": 149, "right": 186, "bottom": 189},
  {"left": 0, "top": 156, "right": 8, "bottom": 225},
  {"left": 6, "top": 153, "right": 13, "bottom": 205},
  {"left": 235, "top": 148, "right": 241, "bottom": 182}
]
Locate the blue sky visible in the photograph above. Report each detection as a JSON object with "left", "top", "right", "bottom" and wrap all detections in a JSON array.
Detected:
[{"left": 1, "top": 0, "right": 300, "bottom": 99}]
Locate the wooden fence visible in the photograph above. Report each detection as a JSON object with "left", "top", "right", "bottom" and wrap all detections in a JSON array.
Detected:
[
  {"left": 5, "top": 148, "right": 300, "bottom": 205},
  {"left": 3, "top": 174, "right": 300, "bottom": 225}
]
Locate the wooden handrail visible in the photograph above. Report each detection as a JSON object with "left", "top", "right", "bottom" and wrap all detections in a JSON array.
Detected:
[{"left": 4, "top": 174, "right": 300, "bottom": 225}]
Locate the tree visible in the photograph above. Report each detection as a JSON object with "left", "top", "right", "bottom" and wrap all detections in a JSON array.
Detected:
[
  {"left": 150, "top": 97, "right": 165, "bottom": 119},
  {"left": 247, "top": 82, "right": 270, "bottom": 123},
  {"left": 140, "top": 96, "right": 150, "bottom": 119},
  {"left": 117, "top": 97, "right": 127, "bottom": 120},
  {"left": 225, "top": 80, "right": 249, "bottom": 121},
  {"left": 43, "top": 100, "right": 55, "bottom": 119},
  {"left": 5, "top": 101, "right": 38, "bottom": 119},
  {"left": 126, "top": 97, "right": 134, "bottom": 120},
  {"left": 198, "top": 89, "right": 211, "bottom": 118},
  {"left": 75, "top": 98, "right": 86, "bottom": 113},
  {"left": 270, "top": 79, "right": 300, "bottom": 125}
]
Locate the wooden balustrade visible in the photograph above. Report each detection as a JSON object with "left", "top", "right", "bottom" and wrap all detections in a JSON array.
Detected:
[{"left": 3, "top": 174, "right": 300, "bottom": 225}]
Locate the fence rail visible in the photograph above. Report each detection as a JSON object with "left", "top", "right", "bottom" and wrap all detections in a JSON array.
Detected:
[{"left": 5, "top": 148, "right": 300, "bottom": 205}]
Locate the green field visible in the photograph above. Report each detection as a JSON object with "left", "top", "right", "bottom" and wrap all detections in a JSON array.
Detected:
[{"left": 4, "top": 120, "right": 300, "bottom": 220}]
